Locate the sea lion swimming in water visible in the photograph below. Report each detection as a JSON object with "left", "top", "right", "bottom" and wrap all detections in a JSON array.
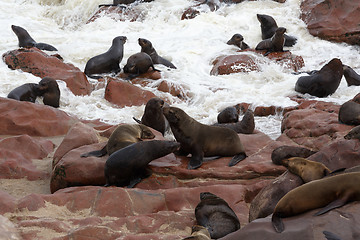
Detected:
[
  {"left": 123, "top": 52, "right": 160, "bottom": 79},
  {"left": 255, "top": 27, "right": 286, "bottom": 56},
  {"left": 11, "top": 25, "right": 58, "bottom": 51},
  {"left": 226, "top": 34, "right": 250, "bottom": 50}
]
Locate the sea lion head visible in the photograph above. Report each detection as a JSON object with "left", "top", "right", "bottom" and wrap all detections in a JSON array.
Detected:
[
  {"left": 146, "top": 97, "right": 164, "bottom": 110},
  {"left": 227, "top": 34, "right": 244, "bottom": 48},
  {"left": 200, "top": 192, "right": 218, "bottom": 200},
  {"left": 163, "top": 106, "right": 185, "bottom": 126},
  {"left": 138, "top": 124, "right": 156, "bottom": 139},
  {"left": 275, "top": 27, "right": 286, "bottom": 35},
  {"left": 37, "top": 77, "right": 59, "bottom": 95},
  {"left": 113, "top": 36, "right": 127, "bottom": 45},
  {"left": 138, "top": 38, "right": 152, "bottom": 49},
  {"left": 257, "top": 14, "right": 277, "bottom": 28}
]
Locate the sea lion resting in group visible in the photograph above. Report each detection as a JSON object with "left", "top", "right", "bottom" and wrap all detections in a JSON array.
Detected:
[
  {"left": 226, "top": 34, "right": 250, "bottom": 50},
  {"left": 104, "top": 140, "right": 180, "bottom": 187},
  {"left": 272, "top": 172, "right": 360, "bottom": 233},
  {"left": 138, "top": 38, "right": 177, "bottom": 69},
  {"left": 123, "top": 52, "right": 160, "bottom": 79},
  {"left": 11, "top": 25, "right": 58, "bottom": 51},
  {"left": 213, "top": 109, "right": 255, "bottom": 134},
  {"left": 81, "top": 123, "right": 155, "bottom": 157},
  {"left": 182, "top": 225, "right": 211, "bottom": 240},
  {"left": 163, "top": 106, "right": 247, "bottom": 169},
  {"left": 255, "top": 27, "right": 286, "bottom": 56},
  {"left": 343, "top": 65, "right": 360, "bottom": 86},
  {"left": 37, "top": 77, "right": 60, "bottom": 108},
  {"left": 84, "top": 36, "right": 127, "bottom": 79},
  {"left": 195, "top": 192, "right": 240, "bottom": 239},
  {"left": 7, "top": 83, "right": 40, "bottom": 103}
]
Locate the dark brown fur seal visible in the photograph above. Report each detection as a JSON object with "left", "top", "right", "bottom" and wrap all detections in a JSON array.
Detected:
[
  {"left": 182, "top": 225, "right": 211, "bottom": 240},
  {"left": 227, "top": 34, "right": 250, "bottom": 50},
  {"left": 256, "top": 14, "right": 297, "bottom": 47},
  {"left": 295, "top": 58, "right": 343, "bottom": 98},
  {"left": 133, "top": 97, "right": 168, "bottom": 135},
  {"left": 37, "top": 77, "right": 60, "bottom": 108},
  {"left": 81, "top": 123, "right": 155, "bottom": 158},
  {"left": 255, "top": 27, "right": 286, "bottom": 56},
  {"left": 11, "top": 25, "right": 58, "bottom": 51},
  {"left": 84, "top": 36, "right": 127, "bottom": 79},
  {"left": 163, "top": 106, "right": 247, "bottom": 169},
  {"left": 123, "top": 52, "right": 160, "bottom": 79},
  {"left": 271, "top": 145, "right": 317, "bottom": 165},
  {"left": 272, "top": 172, "right": 360, "bottom": 233},
  {"left": 214, "top": 109, "right": 255, "bottom": 134},
  {"left": 217, "top": 106, "right": 239, "bottom": 124},
  {"left": 195, "top": 192, "right": 240, "bottom": 239},
  {"left": 343, "top": 65, "right": 360, "bottom": 86},
  {"left": 7, "top": 83, "right": 40, "bottom": 102},
  {"left": 104, "top": 140, "right": 180, "bottom": 187},
  {"left": 344, "top": 125, "right": 360, "bottom": 140},
  {"left": 138, "top": 38, "right": 176, "bottom": 69},
  {"left": 339, "top": 100, "right": 360, "bottom": 125}
]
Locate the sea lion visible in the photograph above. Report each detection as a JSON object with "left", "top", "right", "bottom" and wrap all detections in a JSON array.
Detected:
[
  {"left": 255, "top": 27, "right": 286, "bottom": 56},
  {"left": 104, "top": 140, "right": 180, "bottom": 187},
  {"left": 81, "top": 123, "right": 155, "bottom": 158},
  {"left": 271, "top": 145, "right": 317, "bottom": 165},
  {"left": 84, "top": 36, "right": 127, "bottom": 79},
  {"left": 295, "top": 58, "right": 343, "bottom": 98},
  {"left": 138, "top": 38, "right": 177, "bottom": 69},
  {"left": 323, "top": 231, "right": 342, "bottom": 240},
  {"left": 256, "top": 14, "right": 297, "bottom": 47},
  {"left": 182, "top": 225, "right": 211, "bottom": 240},
  {"left": 163, "top": 106, "right": 247, "bottom": 169},
  {"left": 217, "top": 106, "right": 239, "bottom": 124},
  {"left": 343, "top": 65, "right": 360, "bottom": 86},
  {"left": 133, "top": 97, "right": 168, "bottom": 135},
  {"left": 37, "top": 77, "right": 60, "bottom": 108},
  {"left": 195, "top": 192, "right": 240, "bottom": 239},
  {"left": 11, "top": 25, "right": 58, "bottom": 51},
  {"left": 344, "top": 125, "right": 360, "bottom": 140},
  {"left": 123, "top": 52, "right": 160, "bottom": 79},
  {"left": 226, "top": 34, "right": 250, "bottom": 50},
  {"left": 338, "top": 99, "right": 360, "bottom": 125},
  {"left": 272, "top": 172, "right": 360, "bottom": 233},
  {"left": 214, "top": 109, "right": 255, "bottom": 134},
  {"left": 7, "top": 83, "right": 40, "bottom": 102},
  {"left": 282, "top": 157, "right": 331, "bottom": 183}
]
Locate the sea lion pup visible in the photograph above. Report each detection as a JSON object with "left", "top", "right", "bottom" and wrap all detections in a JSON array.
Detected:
[
  {"left": 182, "top": 225, "right": 211, "bottom": 240},
  {"left": 295, "top": 58, "right": 343, "bottom": 98},
  {"left": 123, "top": 52, "right": 160, "bottom": 80},
  {"left": 195, "top": 192, "right": 240, "bottom": 239},
  {"left": 104, "top": 140, "right": 180, "bottom": 187},
  {"left": 163, "top": 106, "right": 247, "bottom": 169},
  {"left": 271, "top": 145, "right": 317, "bottom": 165},
  {"left": 213, "top": 109, "right": 255, "bottom": 134},
  {"left": 138, "top": 38, "right": 177, "bottom": 69},
  {"left": 343, "top": 65, "right": 360, "bottom": 86},
  {"left": 271, "top": 172, "right": 360, "bottom": 233},
  {"left": 344, "top": 125, "right": 360, "bottom": 140},
  {"left": 37, "top": 77, "right": 60, "bottom": 108},
  {"left": 11, "top": 25, "right": 58, "bottom": 51},
  {"left": 81, "top": 123, "right": 155, "bottom": 158},
  {"left": 7, "top": 83, "right": 40, "bottom": 102},
  {"left": 338, "top": 100, "right": 360, "bottom": 125},
  {"left": 226, "top": 34, "right": 250, "bottom": 50},
  {"left": 256, "top": 14, "right": 297, "bottom": 47},
  {"left": 217, "top": 106, "right": 239, "bottom": 124},
  {"left": 133, "top": 97, "right": 168, "bottom": 136},
  {"left": 281, "top": 157, "right": 331, "bottom": 183},
  {"left": 84, "top": 36, "right": 127, "bottom": 79},
  {"left": 255, "top": 27, "right": 286, "bottom": 56}
]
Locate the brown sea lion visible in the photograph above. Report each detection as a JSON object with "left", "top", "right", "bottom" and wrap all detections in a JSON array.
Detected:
[
  {"left": 226, "top": 34, "right": 250, "bottom": 50},
  {"left": 217, "top": 106, "right": 239, "bottom": 124},
  {"left": 133, "top": 97, "right": 168, "bottom": 135},
  {"left": 295, "top": 58, "right": 343, "bottom": 98},
  {"left": 37, "top": 77, "right": 60, "bottom": 108},
  {"left": 163, "top": 106, "right": 247, "bottom": 169},
  {"left": 343, "top": 65, "right": 360, "bottom": 86},
  {"left": 214, "top": 109, "right": 255, "bottom": 134},
  {"left": 271, "top": 145, "right": 317, "bottom": 165},
  {"left": 81, "top": 124, "right": 155, "bottom": 157},
  {"left": 182, "top": 225, "right": 211, "bottom": 240},
  {"left": 282, "top": 157, "right": 331, "bottom": 183},
  {"left": 272, "top": 172, "right": 360, "bottom": 233},
  {"left": 104, "top": 140, "right": 180, "bottom": 187},
  {"left": 84, "top": 36, "right": 127, "bottom": 79},
  {"left": 195, "top": 192, "right": 240, "bottom": 239},
  {"left": 7, "top": 83, "right": 40, "bottom": 102},
  {"left": 256, "top": 14, "right": 297, "bottom": 47},
  {"left": 344, "top": 125, "right": 360, "bottom": 140},
  {"left": 11, "top": 25, "right": 58, "bottom": 51},
  {"left": 123, "top": 52, "right": 160, "bottom": 80},
  {"left": 138, "top": 38, "right": 177, "bottom": 69},
  {"left": 338, "top": 99, "right": 360, "bottom": 125},
  {"left": 255, "top": 27, "right": 286, "bottom": 56}
]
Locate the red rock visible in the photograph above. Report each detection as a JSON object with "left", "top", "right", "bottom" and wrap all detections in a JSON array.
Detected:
[
  {"left": 0, "top": 215, "right": 20, "bottom": 240},
  {"left": 0, "top": 191, "right": 17, "bottom": 214},
  {"left": 0, "top": 97, "right": 78, "bottom": 137},
  {"left": 104, "top": 78, "right": 157, "bottom": 108},
  {"left": 87, "top": 6, "right": 142, "bottom": 23},
  {"left": 157, "top": 80, "right": 189, "bottom": 100},
  {"left": 2, "top": 48, "right": 91, "bottom": 95},
  {"left": 300, "top": 0, "right": 360, "bottom": 46}
]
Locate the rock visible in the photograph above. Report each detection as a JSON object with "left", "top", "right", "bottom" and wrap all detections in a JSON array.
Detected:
[
  {"left": 0, "top": 191, "right": 16, "bottom": 214},
  {"left": 157, "top": 80, "right": 189, "bottom": 100},
  {"left": 87, "top": 5, "right": 143, "bottom": 23},
  {"left": 300, "top": 0, "right": 360, "bottom": 46},
  {"left": 2, "top": 48, "right": 91, "bottom": 96},
  {"left": 0, "top": 215, "right": 21, "bottom": 240}
]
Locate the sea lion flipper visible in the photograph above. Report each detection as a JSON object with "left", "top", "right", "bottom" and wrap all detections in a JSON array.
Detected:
[
  {"left": 132, "top": 117, "right": 142, "bottom": 124},
  {"left": 127, "top": 177, "right": 143, "bottom": 188},
  {"left": 228, "top": 153, "right": 247, "bottom": 167},
  {"left": 323, "top": 231, "right": 342, "bottom": 240},
  {"left": 314, "top": 197, "right": 348, "bottom": 216},
  {"left": 188, "top": 147, "right": 204, "bottom": 170},
  {"left": 81, "top": 144, "right": 108, "bottom": 158},
  {"left": 271, "top": 213, "right": 284, "bottom": 233},
  {"left": 34, "top": 42, "right": 58, "bottom": 51}
]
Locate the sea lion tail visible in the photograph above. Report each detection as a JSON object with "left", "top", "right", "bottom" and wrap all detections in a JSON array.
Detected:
[
  {"left": 228, "top": 152, "right": 247, "bottom": 167},
  {"left": 271, "top": 213, "right": 284, "bottom": 233},
  {"left": 323, "top": 231, "right": 342, "bottom": 240},
  {"left": 132, "top": 117, "right": 142, "bottom": 124},
  {"left": 81, "top": 144, "right": 107, "bottom": 158}
]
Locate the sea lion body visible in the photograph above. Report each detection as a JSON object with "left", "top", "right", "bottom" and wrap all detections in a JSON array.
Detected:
[
  {"left": 343, "top": 65, "right": 360, "bottom": 86},
  {"left": 182, "top": 225, "right": 211, "bottom": 240},
  {"left": 11, "top": 25, "right": 58, "bottom": 51},
  {"left": 282, "top": 157, "right": 331, "bottom": 183},
  {"left": 295, "top": 58, "right": 343, "bottom": 98},
  {"left": 81, "top": 124, "right": 155, "bottom": 157},
  {"left": 226, "top": 34, "right": 250, "bottom": 50},
  {"left": 339, "top": 100, "right": 360, "bottom": 125},
  {"left": 7, "top": 83, "right": 40, "bottom": 102},
  {"left": 256, "top": 14, "right": 297, "bottom": 47},
  {"left": 214, "top": 109, "right": 255, "bottom": 134},
  {"left": 163, "top": 106, "right": 247, "bottom": 169},
  {"left": 217, "top": 106, "right": 239, "bottom": 124},
  {"left": 195, "top": 192, "right": 240, "bottom": 239},
  {"left": 123, "top": 52, "right": 159, "bottom": 79},
  {"left": 138, "top": 38, "right": 176, "bottom": 69},
  {"left": 104, "top": 140, "right": 180, "bottom": 187},
  {"left": 255, "top": 27, "right": 286, "bottom": 55},
  {"left": 37, "top": 77, "right": 60, "bottom": 108},
  {"left": 272, "top": 172, "right": 360, "bottom": 233},
  {"left": 84, "top": 36, "right": 127, "bottom": 79},
  {"left": 271, "top": 145, "right": 317, "bottom": 165}
]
